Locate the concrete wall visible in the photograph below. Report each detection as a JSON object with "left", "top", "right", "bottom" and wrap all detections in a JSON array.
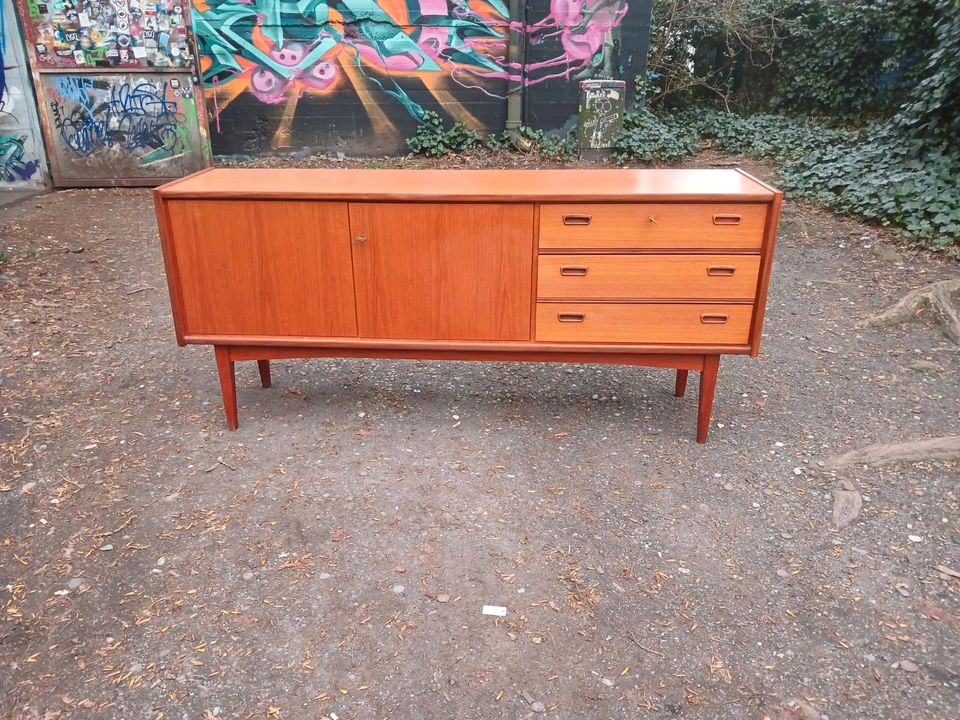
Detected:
[
  {"left": 1, "top": 0, "right": 48, "bottom": 190},
  {"left": 194, "top": 0, "right": 651, "bottom": 157}
]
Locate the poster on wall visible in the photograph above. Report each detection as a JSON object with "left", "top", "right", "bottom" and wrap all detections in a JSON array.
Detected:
[
  {"left": 40, "top": 72, "right": 205, "bottom": 182},
  {"left": 15, "top": 0, "right": 193, "bottom": 69}
]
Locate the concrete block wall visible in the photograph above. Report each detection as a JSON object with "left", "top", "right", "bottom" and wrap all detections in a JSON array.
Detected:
[{"left": 194, "top": 0, "right": 651, "bottom": 157}]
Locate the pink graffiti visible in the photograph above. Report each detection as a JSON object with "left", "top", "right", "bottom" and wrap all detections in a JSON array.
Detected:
[
  {"left": 522, "top": 0, "right": 629, "bottom": 83},
  {"left": 249, "top": 41, "right": 340, "bottom": 103}
]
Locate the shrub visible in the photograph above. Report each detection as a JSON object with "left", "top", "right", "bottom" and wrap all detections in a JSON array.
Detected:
[
  {"left": 781, "top": 126, "right": 960, "bottom": 248},
  {"left": 611, "top": 110, "right": 700, "bottom": 164},
  {"left": 672, "top": 108, "right": 959, "bottom": 248},
  {"left": 686, "top": 110, "right": 856, "bottom": 157},
  {"left": 406, "top": 111, "right": 481, "bottom": 157}
]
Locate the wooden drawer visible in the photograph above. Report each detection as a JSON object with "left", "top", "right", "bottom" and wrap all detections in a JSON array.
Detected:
[
  {"left": 538, "top": 254, "right": 761, "bottom": 300},
  {"left": 535, "top": 303, "right": 753, "bottom": 344},
  {"left": 539, "top": 203, "right": 766, "bottom": 249}
]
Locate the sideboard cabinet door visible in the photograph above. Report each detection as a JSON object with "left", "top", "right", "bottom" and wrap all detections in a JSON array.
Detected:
[
  {"left": 349, "top": 203, "right": 534, "bottom": 341},
  {"left": 166, "top": 200, "right": 357, "bottom": 338}
]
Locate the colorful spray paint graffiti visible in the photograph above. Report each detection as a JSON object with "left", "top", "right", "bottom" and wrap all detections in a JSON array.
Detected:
[
  {"left": 41, "top": 72, "right": 205, "bottom": 179},
  {"left": 191, "top": 0, "right": 637, "bottom": 153},
  {"left": 2, "top": 0, "right": 47, "bottom": 186},
  {"left": 193, "top": 0, "right": 511, "bottom": 116},
  {"left": 0, "top": 135, "right": 40, "bottom": 180},
  {"left": 15, "top": 0, "right": 193, "bottom": 68}
]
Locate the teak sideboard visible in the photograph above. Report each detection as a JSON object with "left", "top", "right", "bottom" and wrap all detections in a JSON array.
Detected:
[{"left": 154, "top": 168, "right": 782, "bottom": 442}]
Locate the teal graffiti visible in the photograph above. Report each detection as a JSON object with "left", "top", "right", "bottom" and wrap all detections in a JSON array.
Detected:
[
  {"left": 0, "top": 135, "right": 40, "bottom": 181},
  {"left": 194, "top": 0, "right": 510, "bottom": 118}
]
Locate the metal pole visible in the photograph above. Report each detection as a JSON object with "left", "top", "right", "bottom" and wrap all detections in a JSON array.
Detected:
[{"left": 504, "top": 0, "right": 524, "bottom": 136}]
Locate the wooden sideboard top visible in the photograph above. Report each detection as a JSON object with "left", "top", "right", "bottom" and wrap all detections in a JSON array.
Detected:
[{"left": 156, "top": 167, "right": 779, "bottom": 202}]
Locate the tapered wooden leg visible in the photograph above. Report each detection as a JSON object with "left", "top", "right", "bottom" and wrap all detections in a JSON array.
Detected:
[
  {"left": 675, "top": 369, "right": 688, "bottom": 397},
  {"left": 214, "top": 346, "right": 238, "bottom": 430},
  {"left": 257, "top": 360, "right": 272, "bottom": 389},
  {"left": 696, "top": 355, "right": 720, "bottom": 443}
]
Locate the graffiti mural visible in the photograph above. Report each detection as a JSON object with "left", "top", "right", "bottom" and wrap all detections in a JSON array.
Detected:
[
  {"left": 0, "top": 135, "right": 40, "bottom": 180},
  {"left": 15, "top": 0, "right": 194, "bottom": 69},
  {"left": 41, "top": 72, "right": 205, "bottom": 180},
  {"left": 2, "top": 0, "right": 48, "bottom": 188},
  {"left": 191, "top": 0, "right": 645, "bottom": 155}
]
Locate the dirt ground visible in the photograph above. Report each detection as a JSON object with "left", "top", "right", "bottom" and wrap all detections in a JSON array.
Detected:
[{"left": 1, "top": 156, "right": 958, "bottom": 720}]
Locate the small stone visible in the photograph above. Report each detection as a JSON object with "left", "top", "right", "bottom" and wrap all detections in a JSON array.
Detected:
[
  {"left": 899, "top": 660, "right": 919, "bottom": 673},
  {"left": 896, "top": 586, "right": 910, "bottom": 597},
  {"left": 436, "top": 594, "right": 450, "bottom": 603},
  {"left": 392, "top": 583, "right": 405, "bottom": 594},
  {"left": 242, "top": 571, "right": 254, "bottom": 581},
  {"left": 317, "top": 572, "right": 332, "bottom": 580},
  {"left": 787, "top": 699, "right": 820, "bottom": 720},
  {"left": 67, "top": 578, "right": 85, "bottom": 589},
  {"left": 781, "top": 532, "right": 793, "bottom": 540},
  {"left": 793, "top": 467, "right": 803, "bottom": 475},
  {"left": 157, "top": 557, "right": 166, "bottom": 566},
  {"left": 531, "top": 701, "right": 546, "bottom": 713},
  {"left": 531, "top": 635, "right": 544, "bottom": 644},
  {"left": 777, "top": 568, "right": 789, "bottom": 578},
  {"left": 99, "top": 544, "right": 113, "bottom": 551},
  {"left": 723, "top": 483, "right": 734, "bottom": 491},
  {"left": 601, "top": 678, "right": 614, "bottom": 687},
  {"left": 908, "top": 535, "right": 923, "bottom": 543}
]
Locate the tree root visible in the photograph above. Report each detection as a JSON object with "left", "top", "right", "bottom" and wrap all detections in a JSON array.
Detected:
[
  {"left": 858, "top": 277, "right": 960, "bottom": 344},
  {"left": 825, "top": 435, "right": 960, "bottom": 469}
]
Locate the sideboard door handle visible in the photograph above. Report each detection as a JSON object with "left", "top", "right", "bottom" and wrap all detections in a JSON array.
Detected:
[
  {"left": 712, "top": 214, "right": 742, "bottom": 225},
  {"left": 560, "top": 265, "right": 588, "bottom": 276},
  {"left": 562, "top": 214, "right": 592, "bottom": 226},
  {"left": 700, "top": 313, "right": 729, "bottom": 325},
  {"left": 706, "top": 265, "right": 736, "bottom": 276},
  {"left": 558, "top": 312, "right": 586, "bottom": 323}
]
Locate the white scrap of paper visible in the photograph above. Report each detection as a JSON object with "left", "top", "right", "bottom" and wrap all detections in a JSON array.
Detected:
[
  {"left": 78, "top": 11, "right": 91, "bottom": 26},
  {"left": 132, "top": 46, "right": 148, "bottom": 58},
  {"left": 482, "top": 605, "right": 507, "bottom": 617}
]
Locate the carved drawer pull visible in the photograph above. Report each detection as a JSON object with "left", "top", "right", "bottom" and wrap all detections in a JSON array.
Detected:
[
  {"left": 706, "top": 265, "right": 736, "bottom": 276},
  {"left": 700, "top": 313, "right": 729, "bottom": 325},
  {"left": 560, "top": 265, "right": 588, "bottom": 276},
  {"left": 562, "top": 214, "right": 592, "bottom": 226},
  {"left": 558, "top": 312, "right": 586, "bottom": 323},
  {"left": 712, "top": 214, "right": 742, "bottom": 225}
]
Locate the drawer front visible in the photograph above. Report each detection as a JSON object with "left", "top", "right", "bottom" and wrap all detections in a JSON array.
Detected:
[
  {"left": 539, "top": 203, "right": 767, "bottom": 249},
  {"left": 538, "top": 254, "right": 761, "bottom": 300},
  {"left": 535, "top": 303, "right": 753, "bottom": 344}
]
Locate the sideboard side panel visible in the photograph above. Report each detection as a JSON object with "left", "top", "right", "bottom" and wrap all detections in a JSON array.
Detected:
[
  {"left": 349, "top": 203, "right": 535, "bottom": 341},
  {"left": 166, "top": 200, "right": 358, "bottom": 338},
  {"left": 749, "top": 193, "right": 783, "bottom": 356},
  {"left": 154, "top": 192, "right": 188, "bottom": 346}
]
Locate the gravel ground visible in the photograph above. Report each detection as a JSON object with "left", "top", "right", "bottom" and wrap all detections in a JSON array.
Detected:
[{"left": 1, "top": 157, "right": 958, "bottom": 720}]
